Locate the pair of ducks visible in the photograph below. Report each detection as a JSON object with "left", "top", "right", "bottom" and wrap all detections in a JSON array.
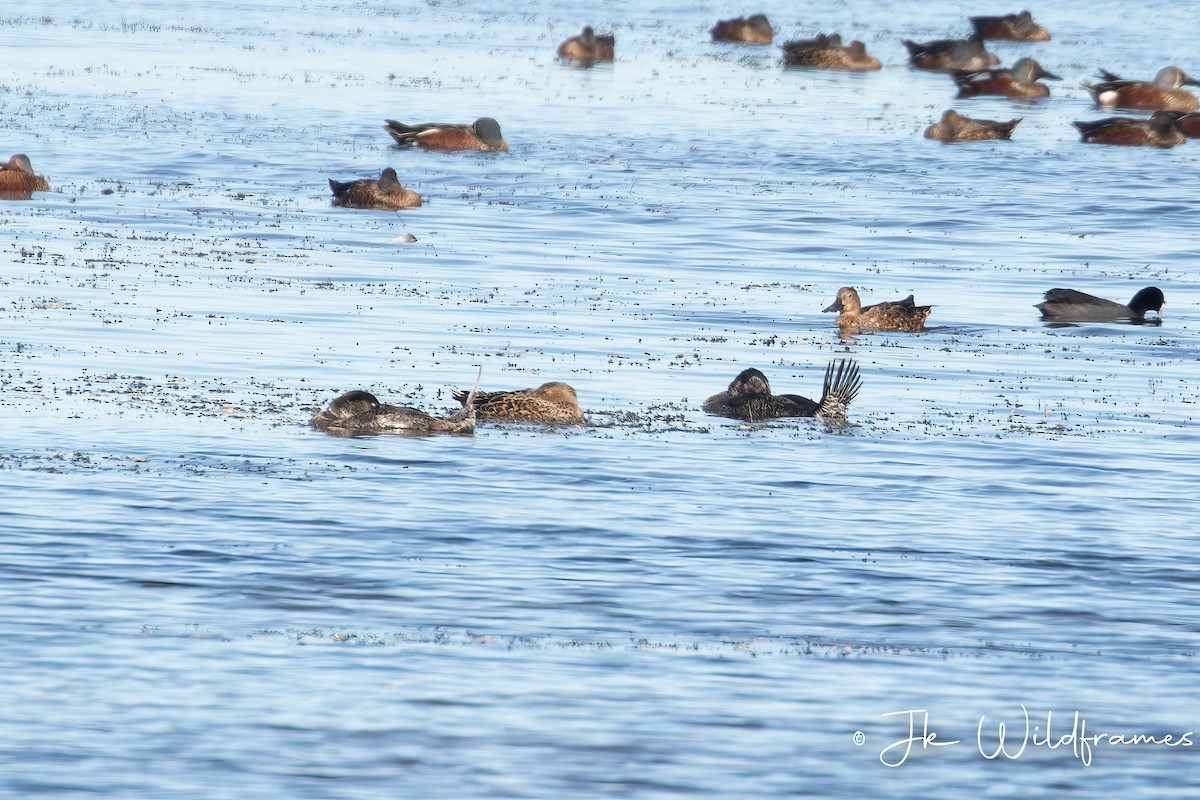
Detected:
[{"left": 328, "top": 117, "right": 509, "bottom": 210}]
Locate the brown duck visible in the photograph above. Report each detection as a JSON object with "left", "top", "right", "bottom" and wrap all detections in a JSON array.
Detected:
[
  {"left": 824, "top": 287, "right": 932, "bottom": 332},
  {"left": 556, "top": 26, "right": 615, "bottom": 62},
  {"left": 1085, "top": 67, "right": 1200, "bottom": 113},
  {"left": 383, "top": 117, "right": 508, "bottom": 152},
  {"left": 780, "top": 34, "right": 881, "bottom": 72},
  {"left": 904, "top": 37, "right": 999, "bottom": 72},
  {"left": 954, "top": 58, "right": 1059, "bottom": 99},
  {"left": 711, "top": 15, "right": 773, "bottom": 45},
  {"left": 924, "top": 109, "right": 1021, "bottom": 141},
  {"left": 0, "top": 154, "right": 51, "bottom": 196},
  {"left": 1073, "top": 112, "right": 1186, "bottom": 147},
  {"left": 970, "top": 11, "right": 1051, "bottom": 42},
  {"left": 452, "top": 381, "right": 584, "bottom": 425},
  {"left": 328, "top": 168, "right": 421, "bottom": 209}
]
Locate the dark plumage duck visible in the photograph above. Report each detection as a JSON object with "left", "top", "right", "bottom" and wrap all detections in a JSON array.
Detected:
[
  {"left": 780, "top": 34, "right": 881, "bottom": 72},
  {"left": 969, "top": 11, "right": 1051, "bottom": 42},
  {"left": 311, "top": 373, "right": 481, "bottom": 437},
  {"left": 904, "top": 37, "right": 999, "bottom": 72},
  {"left": 556, "top": 26, "right": 615, "bottom": 62},
  {"left": 0, "top": 154, "right": 51, "bottom": 196},
  {"left": 1035, "top": 287, "right": 1164, "bottom": 324},
  {"left": 711, "top": 14, "right": 773, "bottom": 45},
  {"left": 1073, "top": 112, "right": 1186, "bottom": 147},
  {"left": 824, "top": 287, "right": 932, "bottom": 332},
  {"left": 383, "top": 117, "right": 509, "bottom": 152},
  {"left": 328, "top": 168, "right": 421, "bottom": 210},
  {"left": 1084, "top": 67, "right": 1200, "bottom": 112},
  {"left": 954, "top": 57, "right": 1059, "bottom": 98},
  {"left": 452, "top": 381, "right": 584, "bottom": 425},
  {"left": 924, "top": 109, "right": 1021, "bottom": 141},
  {"left": 703, "top": 360, "right": 862, "bottom": 427}
]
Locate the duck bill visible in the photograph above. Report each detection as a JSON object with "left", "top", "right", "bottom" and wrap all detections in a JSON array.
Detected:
[
  {"left": 822, "top": 300, "right": 842, "bottom": 313},
  {"left": 1039, "top": 67, "right": 1061, "bottom": 80}
]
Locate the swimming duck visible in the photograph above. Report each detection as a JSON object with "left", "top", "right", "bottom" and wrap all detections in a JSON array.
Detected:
[
  {"left": 780, "top": 34, "right": 881, "bottom": 72},
  {"left": 383, "top": 118, "right": 509, "bottom": 152},
  {"left": 556, "top": 26, "right": 615, "bottom": 62},
  {"left": 969, "top": 11, "right": 1051, "bottom": 42},
  {"left": 311, "top": 373, "right": 481, "bottom": 436},
  {"left": 703, "top": 360, "right": 862, "bottom": 427},
  {"left": 1084, "top": 67, "right": 1200, "bottom": 113},
  {"left": 452, "top": 381, "right": 584, "bottom": 425},
  {"left": 1035, "top": 287, "right": 1164, "bottom": 324},
  {"left": 954, "top": 58, "right": 1059, "bottom": 98},
  {"left": 328, "top": 168, "right": 421, "bottom": 209},
  {"left": 711, "top": 14, "right": 774, "bottom": 45},
  {"left": 1073, "top": 112, "right": 1186, "bottom": 147},
  {"left": 924, "top": 109, "right": 1021, "bottom": 141},
  {"left": 903, "top": 37, "right": 999, "bottom": 72},
  {"left": 0, "top": 154, "right": 51, "bottom": 195},
  {"left": 823, "top": 287, "right": 932, "bottom": 332}
]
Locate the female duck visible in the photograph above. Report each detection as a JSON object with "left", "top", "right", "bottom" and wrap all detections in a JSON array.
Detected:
[
  {"left": 452, "top": 381, "right": 584, "bottom": 425},
  {"left": 924, "top": 109, "right": 1021, "bottom": 141},
  {"left": 1035, "top": 287, "right": 1164, "bottom": 323},
  {"left": 823, "top": 287, "right": 932, "bottom": 332},
  {"left": 329, "top": 167, "right": 421, "bottom": 209},
  {"left": 780, "top": 34, "right": 881, "bottom": 72},
  {"left": 711, "top": 15, "right": 773, "bottom": 45},
  {"left": 0, "top": 154, "right": 51, "bottom": 195},
  {"left": 703, "top": 360, "right": 861, "bottom": 427}
]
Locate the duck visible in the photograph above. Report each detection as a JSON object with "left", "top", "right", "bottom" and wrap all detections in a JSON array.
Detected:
[
  {"left": 924, "top": 109, "right": 1021, "bottom": 141},
  {"left": 711, "top": 14, "right": 774, "bottom": 45},
  {"left": 703, "top": 360, "right": 862, "bottom": 427},
  {"left": 969, "top": 11, "right": 1051, "bottom": 42},
  {"left": 383, "top": 117, "right": 509, "bottom": 152},
  {"left": 452, "top": 381, "right": 584, "bottom": 425},
  {"left": 954, "top": 57, "right": 1059, "bottom": 98},
  {"left": 823, "top": 287, "right": 932, "bottom": 332},
  {"left": 1084, "top": 66, "right": 1200, "bottom": 113},
  {"left": 1035, "top": 287, "right": 1164, "bottom": 324},
  {"left": 780, "top": 34, "right": 881, "bottom": 71},
  {"left": 903, "top": 36, "right": 999, "bottom": 72},
  {"left": 1073, "top": 112, "right": 1186, "bottom": 147},
  {"left": 556, "top": 26, "right": 615, "bottom": 62},
  {"left": 311, "top": 372, "right": 481, "bottom": 436},
  {"left": 0, "top": 154, "right": 51, "bottom": 195},
  {"left": 328, "top": 168, "right": 421, "bottom": 209}
]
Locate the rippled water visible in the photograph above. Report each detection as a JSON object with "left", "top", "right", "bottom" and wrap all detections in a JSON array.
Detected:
[{"left": 3, "top": 1, "right": 1200, "bottom": 796}]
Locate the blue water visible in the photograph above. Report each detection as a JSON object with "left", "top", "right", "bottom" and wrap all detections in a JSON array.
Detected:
[{"left": 2, "top": 1, "right": 1199, "bottom": 796}]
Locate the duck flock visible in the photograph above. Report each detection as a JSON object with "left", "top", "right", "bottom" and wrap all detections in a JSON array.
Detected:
[{"left": 7, "top": 10, "right": 1180, "bottom": 439}]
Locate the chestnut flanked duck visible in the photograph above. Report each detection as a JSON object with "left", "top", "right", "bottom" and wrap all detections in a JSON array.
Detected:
[
  {"left": 703, "top": 360, "right": 862, "bottom": 427},
  {"left": 556, "top": 26, "right": 615, "bottom": 62},
  {"left": 0, "top": 154, "right": 51, "bottom": 195},
  {"left": 383, "top": 117, "right": 508, "bottom": 152},
  {"left": 780, "top": 34, "right": 881, "bottom": 72},
  {"left": 711, "top": 14, "right": 773, "bottom": 45},
  {"left": 903, "top": 37, "right": 999, "bottom": 72},
  {"left": 824, "top": 287, "right": 932, "bottom": 332},
  {"left": 954, "top": 58, "right": 1059, "bottom": 99},
  {"left": 1073, "top": 112, "right": 1186, "bottom": 147},
  {"left": 1035, "top": 287, "right": 1164, "bottom": 324},
  {"left": 924, "top": 110, "right": 1021, "bottom": 141},
  {"left": 312, "top": 372, "right": 482, "bottom": 436},
  {"left": 328, "top": 168, "right": 421, "bottom": 209},
  {"left": 1084, "top": 67, "right": 1200, "bottom": 113},
  {"left": 452, "top": 381, "right": 584, "bottom": 425},
  {"left": 970, "top": 11, "right": 1051, "bottom": 41}
]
